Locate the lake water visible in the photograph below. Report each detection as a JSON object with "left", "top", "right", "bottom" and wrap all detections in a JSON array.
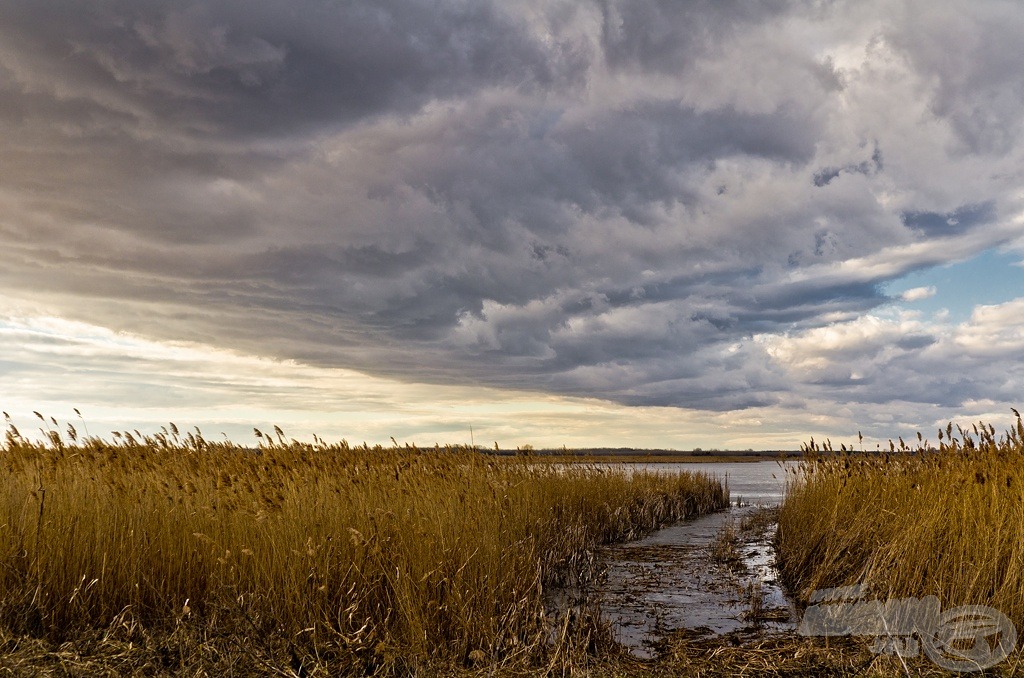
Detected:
[{"left": 602, "top": 459, "right": 799, "bottom": 506}]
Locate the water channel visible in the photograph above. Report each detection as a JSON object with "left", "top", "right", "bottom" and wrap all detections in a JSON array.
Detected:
[{"left": 588, "top": 460, "right": 800, "bottom": 658}]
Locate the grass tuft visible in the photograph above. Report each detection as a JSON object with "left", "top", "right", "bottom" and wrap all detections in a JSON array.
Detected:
[{"left": 777, "top": 412, "right": 1024, "bottom": 631}]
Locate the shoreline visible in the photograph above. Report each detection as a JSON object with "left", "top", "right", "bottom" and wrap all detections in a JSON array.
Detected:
[{"left": 523, "top": 452, "right": 801, "bottom": 463}]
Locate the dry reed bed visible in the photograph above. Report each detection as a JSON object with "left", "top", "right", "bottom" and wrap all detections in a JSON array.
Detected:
[
  {"left": 0, "top": 418, "right": 727, "bottom": 673},
  {"left": 776, "top": 415, "right": 1024, "bottom": 631}
]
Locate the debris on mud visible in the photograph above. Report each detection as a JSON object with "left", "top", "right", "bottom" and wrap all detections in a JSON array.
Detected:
[{"left": 592, "top": 504, "right": 797, "bottom": 658}]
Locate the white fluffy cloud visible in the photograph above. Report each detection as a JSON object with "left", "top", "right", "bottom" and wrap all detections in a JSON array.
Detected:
[{"left": 900, "top": 286, "right": 937, "bottom": 301}]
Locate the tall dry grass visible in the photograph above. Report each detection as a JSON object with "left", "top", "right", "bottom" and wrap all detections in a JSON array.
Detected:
[
  {"left": 776, "top": 415, "right": 1024, "bottom": 630},
  {"left": 0, "top": 416, "right": 726, "bottom": 673}
]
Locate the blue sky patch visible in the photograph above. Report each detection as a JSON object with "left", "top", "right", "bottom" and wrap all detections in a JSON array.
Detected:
[{"left": 884, "top": 248, "right": 1024, "bottom": 321}]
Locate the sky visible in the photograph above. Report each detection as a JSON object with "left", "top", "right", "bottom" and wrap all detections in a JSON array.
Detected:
[{"left": 3, "top": 0, "right": 1024, "bottom": 450}]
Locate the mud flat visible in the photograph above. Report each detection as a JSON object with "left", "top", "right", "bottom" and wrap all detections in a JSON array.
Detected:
[
  {"left": 596, "top": 503, "right": 795, "bottom": 658},
  {"left": 544, "top": 461, "right": 796, "bottom": 658}
]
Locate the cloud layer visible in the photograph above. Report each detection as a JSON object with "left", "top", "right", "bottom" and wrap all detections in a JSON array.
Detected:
[{"left": 3, "top": 0, "right": 1024, "bottom": 438}]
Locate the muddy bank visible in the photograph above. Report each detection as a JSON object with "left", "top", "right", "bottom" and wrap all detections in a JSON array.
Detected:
[{"left": 544, "top": 461, "right": 797, "bottom": 658}]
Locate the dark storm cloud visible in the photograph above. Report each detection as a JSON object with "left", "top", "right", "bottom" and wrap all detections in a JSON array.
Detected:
[
  {"left": 901, "top": 201, "right": 996, "bottom": 237},
  {"left": 813, "top": 144, "right": 883, "bottom": 187},
  {"left": 889, "top": 0, "right": 1024, "bottom": 155},
  {"left": 1, "top": 1, "right": 585, "bottom": 138},
  {"left": 598, "top": 0, "right": 792, "bottom": 72},
  {"left": 3, "top": 0, "right": 1024, "bottom": 414}
]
